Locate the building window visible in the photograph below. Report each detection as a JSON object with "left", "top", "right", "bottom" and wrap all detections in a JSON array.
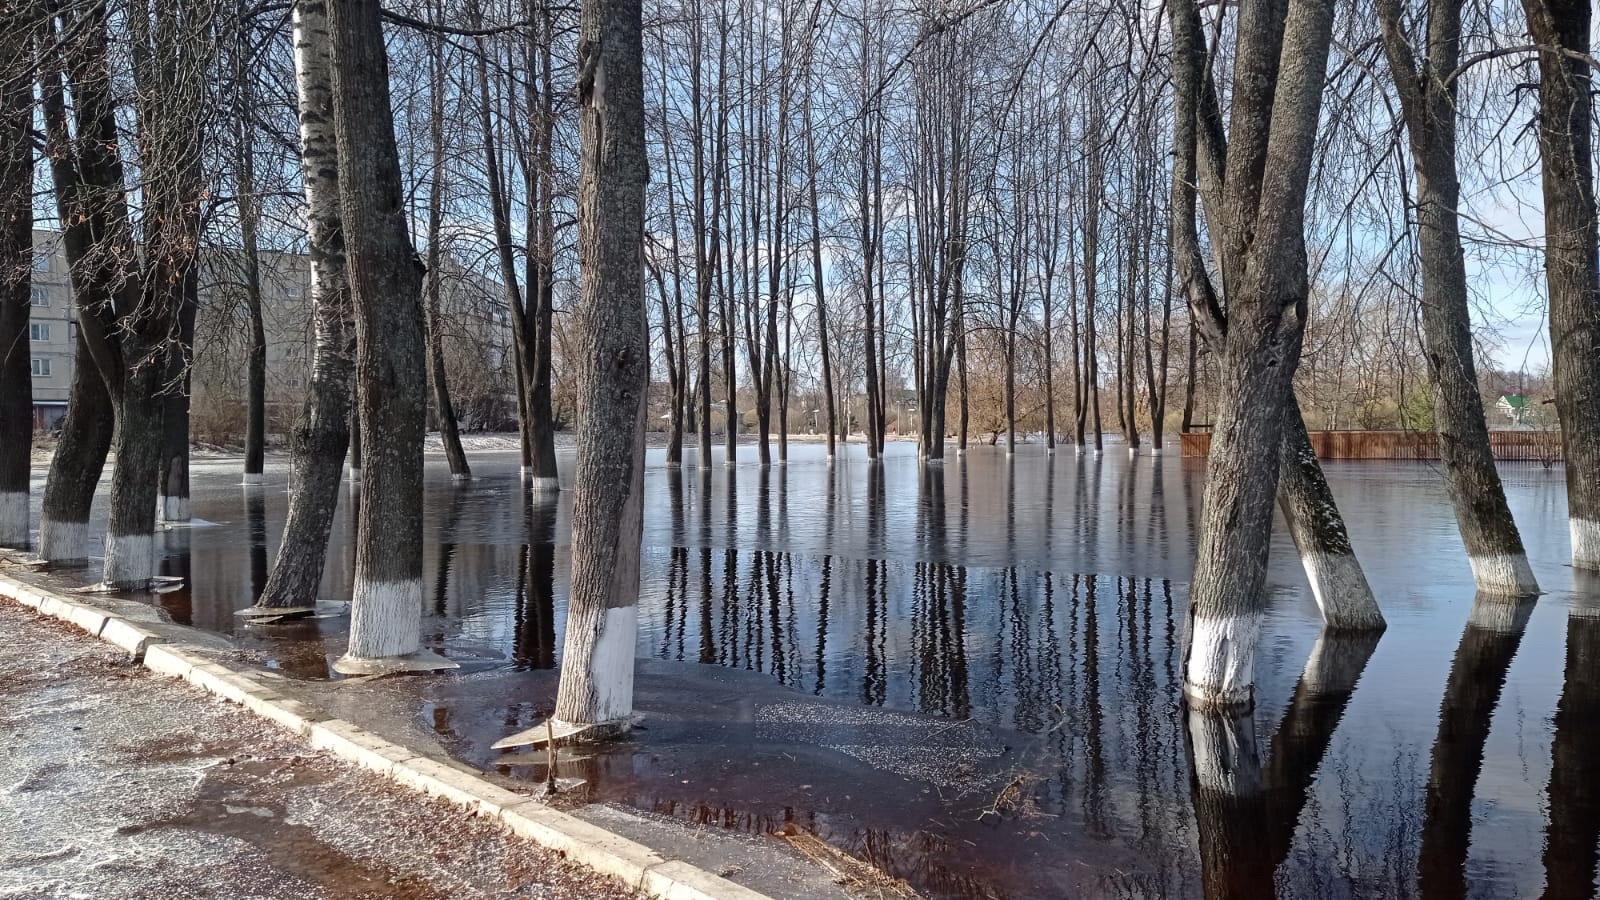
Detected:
[
  {"left": 30, "top": 287, "right": 48, "bottom": 306},
  {"left": 32, "top": 254, "right": 49, "bottom": 273},
  {"left": 29, "top": 323, "right": 49, "bottom": 342},
  {"left": 31, "top": 358, "right": 50, "bottom": 377}
]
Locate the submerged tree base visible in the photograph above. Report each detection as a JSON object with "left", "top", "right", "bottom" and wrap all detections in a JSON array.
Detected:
[
  {"left": 1466, "top": 552, "right": 1541, "bottom": 598},
  {"left": 38, "top": 518, "right": 89, "bottom": 566},
  {"left": 1184, "top": 613, "right": 1262, "bottom": 712},
  {"left": 1298, "top": 551, "right": 1387, "bottom": 631},
  {"left": 236, "top": 605, "right": 319, "bottom": 620},
  {"left": 491, "top": 715, "right": 639, "bottom": 750},
  {"left": 1573, "top": 519, "right": 1600, "bottom": 572},
  {"left": 331, "top": 649, "right": 458, "bottom": 676}
]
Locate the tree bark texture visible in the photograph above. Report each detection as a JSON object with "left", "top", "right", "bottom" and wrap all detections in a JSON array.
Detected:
[
  {"left": 1172, "top": 0, "right": 1339, "bottom": 710},
  {"left": 0, "top": 8, "right": 32, "bottom": 548},
  {"left": 1521, "top": 0, "right": 1600, "bottom": 571},
  {"left": 35, "top": 9, "right": 120, "bottom": 564},
  {"left": 257, "top": 0, "right": 355, "bottom": 610},
  {"left": 1276, "top": 404, "right": 1386, "bottom": 629},
  {"left": 103, "top": 0, "right": 212, "bottom": 588},
  {"left": 1378, "top": 0, "right": 1538, "bottom": 595},
  {"left": 553, "top": 0, "right": 648, "bottom": 728},
  {"left": 329, "top": 0, "right": 428, "bottom": 660}
]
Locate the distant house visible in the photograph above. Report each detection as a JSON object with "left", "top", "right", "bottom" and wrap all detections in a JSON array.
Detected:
[{"left": 1496, "top": 394, "right": 1531, "bottom": 426}]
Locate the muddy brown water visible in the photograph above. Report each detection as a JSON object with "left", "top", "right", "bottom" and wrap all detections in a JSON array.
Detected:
[{"left": 22, "top": 441, "right": 1600, "bottom": 898}]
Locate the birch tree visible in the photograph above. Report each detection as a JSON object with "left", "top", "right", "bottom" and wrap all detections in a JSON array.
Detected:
[{"left": 252, "top": 0, "right": 355, "bottom": 613}]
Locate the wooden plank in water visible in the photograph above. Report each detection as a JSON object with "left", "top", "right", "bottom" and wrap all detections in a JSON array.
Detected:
[{"left": 491, "top": 719, "right": 596, "bottom": 750}]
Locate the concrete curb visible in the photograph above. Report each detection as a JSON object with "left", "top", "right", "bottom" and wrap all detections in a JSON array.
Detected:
[{"left": 0, "top": 572, "right": 772, "bottom": 900}]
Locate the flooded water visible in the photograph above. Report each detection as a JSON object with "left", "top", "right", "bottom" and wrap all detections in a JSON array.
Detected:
[{"left": 26, "top": 441, "right": 1600, "bottom": 898}]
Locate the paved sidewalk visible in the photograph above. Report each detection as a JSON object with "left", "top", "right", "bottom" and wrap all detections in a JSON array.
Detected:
[{"left": 0, "top": 602, "right": 637, "bottom": 900}]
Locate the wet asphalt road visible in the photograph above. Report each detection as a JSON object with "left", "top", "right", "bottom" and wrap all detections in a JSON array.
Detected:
[{"left": 0, "top": 600, "right": 636, "bottom": 900}]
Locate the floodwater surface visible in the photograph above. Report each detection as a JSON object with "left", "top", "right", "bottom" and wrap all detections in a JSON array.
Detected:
[{"left": 24, "top": 440, "right": 1600, "bottom": 898}]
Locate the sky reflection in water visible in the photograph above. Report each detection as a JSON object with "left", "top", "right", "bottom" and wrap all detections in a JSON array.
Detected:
[{"left": 68, "top": 441, "right": 1600, "bottom": 898}]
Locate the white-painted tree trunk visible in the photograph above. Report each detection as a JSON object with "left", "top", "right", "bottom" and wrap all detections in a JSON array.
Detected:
[
  {"left": 1184, "top": 613, "right": 1263, "bottom": 710},
  {"left": 158, "top": 495, "right": 191, "bottom": 523},
  {"left": 1296, "top": 550, "right": 1386, "bottom": 631},
  {"left": 103, "top": 532, "right": 154, "bottom": 589},
  {"left": 1466, "top": 552, "right": 1541, "bottom": 597},
  {"left": 38, "top": 517, "right": 88, "bottom": 564},
  {"left": 551, "top": 0, "right": 648, "bottom": 732},
  {"left": 0, "top": 491, "right": 26, "bottom": 548},
  {"left": 1573, "top": 519, "right": 1600, "bottom": 572},
  {"left": 345, "top": 578, "right": 422, "bottom": 659}
]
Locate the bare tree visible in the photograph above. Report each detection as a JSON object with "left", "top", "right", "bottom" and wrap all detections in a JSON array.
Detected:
[
  {"left": 253, "top": 0, "right": 355, "bottom": 613},
  {"left": 76, "top": 0, "right": 216, "bottom": 587},
  {"left": 328, "top": 0, "right": 434, "bottom": 670},
  {"left": 0, "top": 0, "right": 34, "bottom": 548},
  {"left": 1377, "top": 0, "right": 1538, "bottom": 596},
  {"left": 422, "top": 0, "right": 469, "bottom": 481},
  {"left": 552, "top": 0, "right": 648, "bottom": 729},
  {"left": 1521, "top": 0, "right": 1600, "bottom": 572},
  {"left": 1169, "top": 0, "right": 1343, "bottom": 709}
]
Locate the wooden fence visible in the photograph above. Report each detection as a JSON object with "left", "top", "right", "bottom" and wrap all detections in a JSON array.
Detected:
[{"left": 1178, "top": 429, "right": 1563, "bottom": 463}]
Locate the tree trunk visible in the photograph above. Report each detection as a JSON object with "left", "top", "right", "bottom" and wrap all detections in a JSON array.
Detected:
[
  {"left": 35, "top": 15, "right": 118, "bottom": 564},
  {"left": 158, "top": 267, "right": 197, "bottom": 523},
  {"left": 423, "top": 17, "right": 469, "bottom": 482},
  {"left": 554, "top": 0, "right": 647, "bottom": 728},
  {"left": 328, "top": 0, "right": 429, "bottom": 667},
  {"left": 237, "top": 31, "right": 267, "bottom": 484},
  {"left": 105, "top": 371, "right": 170, "bottom": 587},
  {"left": 525, "top": 5, "right": 561, "bottom": 491},
  {"left": 256, "top": 0, "right": 354, "bottom": 611},
  {"left": 1175, "top": 0, "right": 1337, "bottom": 710},
  {"left": 104, "top": 0, "right": 210, "bottom": 588},
  {"left": 804, "top": 71, "right": 834, "bottom": 461},
  {"left": 1277, "top": 403, "right": 1386, "bottom": 629},
  {"left": 1378, "top": 0, "right": 1538, "bottom": 595},
  {"left": 1181, "top": 324, "right": 1198, "bottom": 432},
  {"left": 38, "top": 330, "right": 112, "bottom": 564},
  {"left": 0, "top": 22, "right": 31, "bottom": 548},
  {"left": 1521, "top": 0, "right": 1600, "bottom": 571}
]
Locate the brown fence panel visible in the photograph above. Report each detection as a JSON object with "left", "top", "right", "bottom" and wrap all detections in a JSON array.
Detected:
[{"left": 1179, "top": 430, "right": 1562, "bottom": 462}]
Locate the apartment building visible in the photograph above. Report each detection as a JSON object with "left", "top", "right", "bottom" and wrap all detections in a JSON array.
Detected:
[
  {"left": 26, "top": 232, "right": 72, "bottom": 428},
  {"left": 26, "top": 230, "right": 515, "bottom": 435}
]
